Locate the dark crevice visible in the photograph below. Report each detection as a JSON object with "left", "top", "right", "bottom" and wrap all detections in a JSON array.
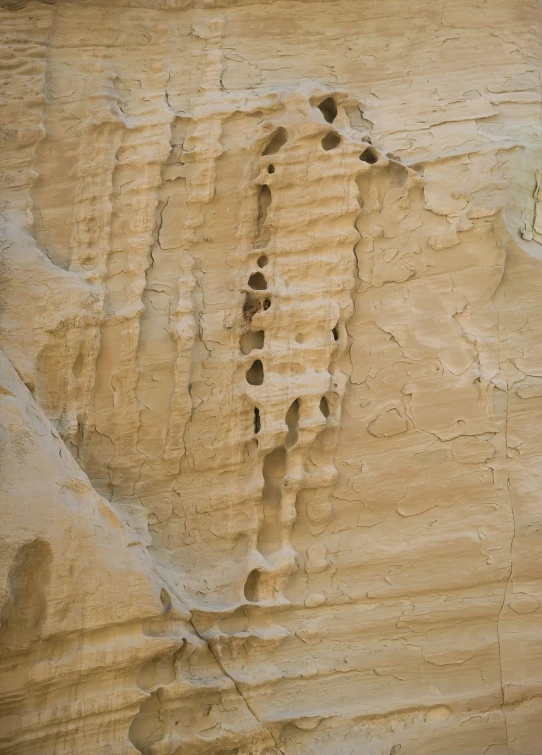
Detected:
[
  {"left": 262, "top": 127, "right": 287, "bottom": 155},
  {"left": 318, "top": 97, "right": 338, "bottom": 123},
  {"left": 322, "top": 132, "right": 341, "bottom": 151},
  {"left": 319, "top": 396, "right": 330, "bottom": 418},
  {"left": 258, "top": 185, "right": 271, "bottom": 223},
  {"left": 248, "top": 272, "right": 267, "bottom": 290},
  {"left": 267, "top": 164, "right": 275, "bottom": 174},
  {"left": 360, "top": 147, "right": 378, "bottom": 164},
  {"left": 285, "top": 399, "right": 300, "bottom": 448},
  {"left": 244, "top": 570, "right": 260, "bottom": 602},
  {"left": 332, "top": 324, "right": 339, "bottom": 341},
  {"left": 246, "top": 359, "right": 264, "bottom": 386},
  {"left": 254, "top": 407, "right": 261, "bottom": 434},
  {"left": 240, "top": 329, "right": 264, "bottom": 354}
]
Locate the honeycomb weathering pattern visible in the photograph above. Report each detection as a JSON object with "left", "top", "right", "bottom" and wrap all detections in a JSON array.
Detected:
[{"left": 1, "top": 1, "right": 542, "bottom": 753}]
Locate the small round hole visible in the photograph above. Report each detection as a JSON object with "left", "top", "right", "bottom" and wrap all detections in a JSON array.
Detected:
[
  {"left": 295, "top": 333, "right": 305, "bottom": 344},
  {"left": 263, "top": 299, "right": 271, "bottom": 310},
  {"left": 268, "top": 165, "right": 275, "bottom": 174},
  {"left": 322, "top": 132, "right": 341, "bottom": 151},
  {"left": 257, "top": 255, "right": 268, "bottom": 268}
]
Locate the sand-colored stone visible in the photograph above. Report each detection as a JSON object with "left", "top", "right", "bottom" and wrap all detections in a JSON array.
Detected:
[{"left": 1, "top": 1, "right": 542, "bottom": 753}]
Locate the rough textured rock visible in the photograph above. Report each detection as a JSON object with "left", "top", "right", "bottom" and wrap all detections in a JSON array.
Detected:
[{"left": 1, "top": 1, "right": 542, "bottom": 753}]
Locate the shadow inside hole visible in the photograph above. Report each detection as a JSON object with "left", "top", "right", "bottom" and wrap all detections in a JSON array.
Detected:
[
  {"left": 322, "top": 132, "right": 341, "bottom": 151},
  {"left": 263, "top": 298, "right": 271, "bottom": 310},
  {"left": 268, "top": 164, "right": 275, "bottom": 174},
  {"left": 319, "top": 396, "right": 330, "bottom": 418},
  {"left": 257, "top": 254, "right": 268, "bottom": 268},
  {"left": 244, "top": 570, "right": 260, "bottom": 601},
  {"left": 332, "top": 325, "right": 339, "bottom": 341},
  {"left": 360, "top": 147, "right": 378, "bottom": 164},
  {"left": 258, "top": 185, "right": 271, "bottom": 221},
  {"left": 240, "top": 330, "right": 264, "bottom": 354},
  {"left": 318, "top": 97, "right": 338, "bottom": 123},
  {"left": 263, "top": 127, "right": 287, "bottom": 156},
  {"left": 285, "top": 398, "right": 300, "bottom": 448},
  {"left": 246, "top": 359, "right": 264, "bottom": 385},
  {"left": 248, "top": 272, "right": 267, "bottom": 290}
]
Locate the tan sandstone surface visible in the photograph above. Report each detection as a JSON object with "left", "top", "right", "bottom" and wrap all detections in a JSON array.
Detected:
[{"left": 1, "top": 0, "right": 542, "bottom": 753}]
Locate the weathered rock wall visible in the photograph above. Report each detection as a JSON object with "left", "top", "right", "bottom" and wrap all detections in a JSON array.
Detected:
[{"left": 1, "top": 1, "right": 542, "bottom": 753}]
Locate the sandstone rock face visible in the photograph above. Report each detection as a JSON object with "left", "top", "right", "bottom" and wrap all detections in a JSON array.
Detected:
[{"left": 1, "top": 1, "right": 542, "bottom": 753}]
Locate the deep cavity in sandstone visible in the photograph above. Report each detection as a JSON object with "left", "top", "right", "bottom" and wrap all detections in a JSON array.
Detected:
[{"left": 1, "top": 1, "right": 542, "bottom": 754}]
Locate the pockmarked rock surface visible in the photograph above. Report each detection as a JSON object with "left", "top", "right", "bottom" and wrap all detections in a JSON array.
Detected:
[{"left": 1, "top": 0, "right": 542, "bottom": 753}]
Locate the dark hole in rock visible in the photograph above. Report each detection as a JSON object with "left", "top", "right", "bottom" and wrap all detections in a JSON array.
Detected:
[
  {"left": 257, "top": 255, "right": 268, "bottom": 268},
  {"left": 246, "top": 359, "right": 264, "bottom": 385},
  {"left": 360, "top": 147, "right": 378, "bottom": 164},
  {"left": 320, "top": 396, "right": 330, "bottom": 418},
  {"left": 318, "top": 97, "right": 338, "bottom": 123},
  {"left": 268, "top": 164, "right": 275, "bottom": 174},
  {"left": 244, "top": 570, "right": 260, "bottom": 601},
  {"left": 332, "top": 325, "right": 339, "bottom": 341},
  {"left": 254, "top": 407, "right": 261, "bottom": 434},
  {"left": 295, "top": 333, "right": 304, "bottom": 344},
  {"left": 240, "top": 330, "right": 264, "bottom": 354},
  {"left": 263, "top": 127, "right": 287, "bottom": 156},
  {"left": 263, "top": 299, "right": 271, "bottom": 310},
  {"left": 285, "top": 399, "right": 300, "bottom": 448},
  {"left": 258, "top": 185, "right": 271, "bottom": 221},
  {"left": 322, "top": 132, "right": 341, "bottom": 151},
  {"left": 248, "top": 272, "right": 267, "bottom": 290}
]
